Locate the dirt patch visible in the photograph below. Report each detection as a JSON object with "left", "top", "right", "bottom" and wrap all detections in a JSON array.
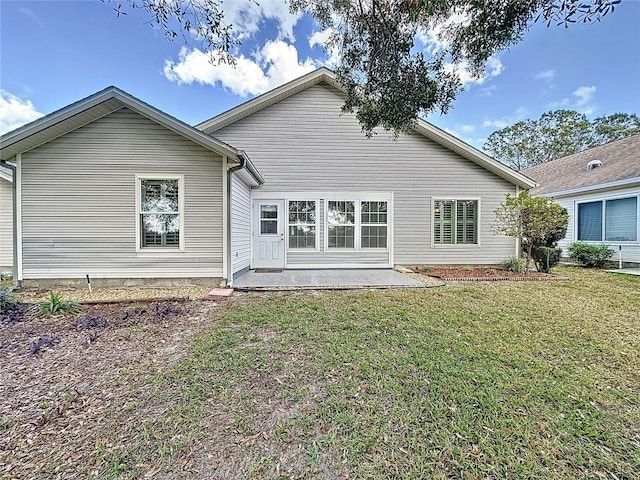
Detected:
[
  {"left": 410, "top": 265, "right": 566, "bottom": 281},
  {"left": 0, "top": 298, "right": 221, "bottom": 478}
]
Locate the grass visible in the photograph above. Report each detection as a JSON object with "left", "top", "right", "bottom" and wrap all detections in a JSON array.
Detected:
[
  {"left": 4, "top": 267, "right": 638, "bottom": 478},
  {"left": 129, "top": 266, "right": 639, "bottom": 478}
]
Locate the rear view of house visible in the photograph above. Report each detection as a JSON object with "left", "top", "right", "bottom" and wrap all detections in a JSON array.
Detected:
[
  {"left": 523, "top": 135, "right": 640, "bottom": 265},
  {"left": 1, "top": 68, "right": 535, "bottom": 288}
]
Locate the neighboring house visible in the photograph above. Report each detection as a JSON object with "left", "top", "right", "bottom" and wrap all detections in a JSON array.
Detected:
[
  {"left": 523, "top": 135, "right": 640, "bottom": 266},
  {"left": 0, "top": 68, "right": 534, "bottom": 288},
  {"left": 0, "top": 164, "right": 13, "bottom": 272}
]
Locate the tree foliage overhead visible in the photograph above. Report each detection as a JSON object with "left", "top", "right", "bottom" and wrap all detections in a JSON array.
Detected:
[
  {"left": 106, "top": 0, "right": 622, "bottom": 135},
  {"left": 484, "top": 110, "right": 640, "bottom": 170}
]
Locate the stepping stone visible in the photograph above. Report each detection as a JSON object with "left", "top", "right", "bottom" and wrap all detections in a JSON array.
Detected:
[{"left": 204, "top": 288, "right": 234, "bottom": 301}]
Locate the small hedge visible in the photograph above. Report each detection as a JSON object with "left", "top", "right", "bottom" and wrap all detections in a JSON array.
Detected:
[
  {"left": 532, "top": 246, "right": 562, "bottom": 273},
  {"left": 568, "top": 242, "right": 613, "bottom": 268}
]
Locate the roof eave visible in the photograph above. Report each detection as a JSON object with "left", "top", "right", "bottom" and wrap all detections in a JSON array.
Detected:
[
  {"left": 197, "top": 67, "right": 337, "bottom": 133},
  {"left": 536, "top": 176, "right": 640, "bottom": 198},
  {"left": 412, "top": 120, "right": 537, "bottom": 189},
  {"left": 0, "top": 87, "right": 242, "bottom": 162}
]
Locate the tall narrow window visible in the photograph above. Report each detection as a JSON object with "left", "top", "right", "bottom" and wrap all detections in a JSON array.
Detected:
[
  {"left": 327, "top": 201, "right": 355, "bottom": 248},
  {"left": 361, "top": 201, "right": 387, "bottom": 248},
  {"left": 288, "top": 200, "right": 316, "bottom": 248},
  {"left": 140, "top": 179, "right": 181, "bottom": 248},
  {"left": 577, "top": 201, "right": 603, "bottom": 241},
  {"left": 434, "top": 199, "right": 478, "bottom": 245}
]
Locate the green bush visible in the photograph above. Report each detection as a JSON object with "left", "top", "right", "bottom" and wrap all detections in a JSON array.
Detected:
[
  {"left": 500, "top": 256, "right": 526, "bottom": 273},
  {"left": 532, "top": 246, "right": 562, "bottom": 273},
  {"left": 568, "top": 242, "right": 614, "bottom": 268},
  {"left": 39, "top": 291, "right": 82, "bottom": 316}
]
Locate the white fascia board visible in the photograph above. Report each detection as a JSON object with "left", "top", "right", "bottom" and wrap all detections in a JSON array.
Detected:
[
  {"left": 196, "top": 67, "right": 337, "bottom": 132},
  {"left": 412, "top": 120, "right": 537, "bottom": 190},
  {"left": 196, "top": 67, "right": 536, "bottom": 190},
  {"left": 0, "top": 165, "right": 12, "bottom": 182},
  {"left": 538, "top": 177, "right": 640, "bottom": 198},
  {"left": 113, "top": 89, "right": 241, "bottom": 160},
  {"left": 0, "top": 86, "right": 242, "bottom": 162}
]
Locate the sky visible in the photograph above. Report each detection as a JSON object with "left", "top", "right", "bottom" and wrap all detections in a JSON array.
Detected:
[{"left": 1, "top": 0, "right": 639, "bottom": 151}]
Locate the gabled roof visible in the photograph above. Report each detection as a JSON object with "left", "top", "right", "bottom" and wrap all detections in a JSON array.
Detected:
[
  {"left": 0, "top": 86, "right": 243, "bottom": 163},
  {"left": 522, "top": 134, "right": 640, "bottom": 197},
  {"left": 197, "top": 67, "right": 536, "bottom": 190}
]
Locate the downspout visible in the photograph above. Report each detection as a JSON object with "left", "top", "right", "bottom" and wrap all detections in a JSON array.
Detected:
[
  {"left": 226, "top": 155, "right": 246, "bottom": 287},
  {"left": 0, "top": 160, "right": 19, "bottom": 289}
]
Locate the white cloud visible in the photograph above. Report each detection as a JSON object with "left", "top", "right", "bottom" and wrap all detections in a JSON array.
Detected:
[
  {"left": 548, "top": 85, "right": 596, "bottom": 114},
  {"left": 534, "top": 69, "right": 555, "bottom": 82},
  {"left": 164, "top": 41, "right": 317, "bottom": 97},
  {"left": 222, "top": 0, "right": 301, "bottom": 41},
  {"left": 415, "top": 12, "right": 471, "bottom": 54},
  {"left": 573, "top": 86, "right": 596, "bottom": 106},
  {"left": 482, "top": 107, "right": 528, "bottom": 129},
  {"left": 459, "top": 124, "right": 475, "bottom": 134},
  {"left": 309, "top": 27, "right": 340, "bottom": 67},
  {"left": 445, "top": 56, "right": 504, "bottom": 87},
  {"left": 0, "top": 90, "right": 43, "bottom": 134}
]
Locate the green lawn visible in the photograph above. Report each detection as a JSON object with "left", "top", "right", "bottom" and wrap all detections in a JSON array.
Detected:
[
  {"left": 149, "top": 267, "right": 639, "bottom": 479},
  {"left": 4, "top": 267, "right": 638, "bottom": 479}
]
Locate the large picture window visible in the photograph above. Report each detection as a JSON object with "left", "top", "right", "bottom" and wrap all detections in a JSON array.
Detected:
[
  {"left": 288, "top": 200, "right": 316, "bottom": 248},
  {"left": 578, "top": 196, "right": 638, "bottom": 242},
  {"left": 434, "top": 199, "right": 478, "bottom": 245},
  {"left": 138, "top": 177, "right": 183, "bottom": 250}
]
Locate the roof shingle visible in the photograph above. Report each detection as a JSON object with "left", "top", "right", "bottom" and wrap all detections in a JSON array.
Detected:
[{"left": 522, "top": 134, "right": 640, "bottom": 195}]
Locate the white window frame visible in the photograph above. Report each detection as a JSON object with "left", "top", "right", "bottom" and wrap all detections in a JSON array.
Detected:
[
  {"left": 324, "top": 196, "right": 390, "bottom": 251},
  {"left": 575, "top": 193, "right": 640, "bottom": 244},
  {"left": 135, "top": 174, "right": 185, "bottom": 253},
  {"left": 286, "top": 199, "right": 320, "bottom": 250},
  {"left": 431, "top": 197, "right": 481, "bottom": 248}
]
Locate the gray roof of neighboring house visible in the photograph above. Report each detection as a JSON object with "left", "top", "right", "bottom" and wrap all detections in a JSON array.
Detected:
[{"left": 522, "top": 134, "right": 640, "bottom": 196}]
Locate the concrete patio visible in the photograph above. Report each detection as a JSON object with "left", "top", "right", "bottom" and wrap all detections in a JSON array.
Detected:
[{"left": 233, "top": 269, "right": 433, "bottom": 290}]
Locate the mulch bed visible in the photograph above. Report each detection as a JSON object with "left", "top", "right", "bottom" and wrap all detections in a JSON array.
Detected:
[{"left": 410, "top": 266, "right": 568, "bottom": 281}]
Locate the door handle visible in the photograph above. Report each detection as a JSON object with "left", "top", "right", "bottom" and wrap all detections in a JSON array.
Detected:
[{"left": 280, "top": 233, "right": 284, "bottom": 240}]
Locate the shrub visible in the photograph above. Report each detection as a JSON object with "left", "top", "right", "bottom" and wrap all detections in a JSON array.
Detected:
[
  {"left": 568, "top": 242, "right": 614, "bottom": 268},
  {"left": 532, "top": 246, "right": 562, "bottom": 273},
  {"left": 39, "top": 291, "right": 82, "bottom": 316},
  {"left": 1, "top": 290, "right": 26, "bottom": 326},
  {"left": 500, "top": 257, "right": 526, "bottom": 273}
]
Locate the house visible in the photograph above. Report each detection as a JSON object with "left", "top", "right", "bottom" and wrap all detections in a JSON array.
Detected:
[
  {"left": 0, "top": 68, "right": 535, "bottom": 288},
  {"left": 522, "top": 135, "right": 640, "bottom": 266},
  {"left": 0, "top": 164, "right": 13, "bottom": 272}
]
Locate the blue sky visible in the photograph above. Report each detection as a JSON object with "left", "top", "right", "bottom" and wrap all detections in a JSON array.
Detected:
[{"left": 1, "top": 0, "right": 639, "bottom": 150}]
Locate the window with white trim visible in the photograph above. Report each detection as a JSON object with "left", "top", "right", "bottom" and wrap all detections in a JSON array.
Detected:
[
  {"left": 288, "top": 200, "right": 316, "bottom": 248},
  {"left": 361, "top": 201, "right": 388, "bottom": 248},
  {"left": 433, "top": 199, "right": 478, "bottom": 245},
  {"left": 139, "top": 178, "right": 183, "bottom": 249},
  {"left": 578, "top": 196, "right": 638, "bottom": 242},
  {"left": 327, "top": 201, "right": 355, "bottom": 248}
]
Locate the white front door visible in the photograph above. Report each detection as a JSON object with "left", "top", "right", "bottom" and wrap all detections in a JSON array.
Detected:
[{"left": 252, "top": 200, "right": 285, "bottom": 269}]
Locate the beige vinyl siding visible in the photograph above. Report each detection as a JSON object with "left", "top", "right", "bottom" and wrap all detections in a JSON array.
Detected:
[
  {"left": 20, "top": 108, "right": 224, "bottom": 279},
  {"left": 211, "top": 83, "right": 517, "bottom": 265},
  {"left": 554, "top": 185, "right": 640, "bottom": 264},
  {"left": 0, "top": 178, "right": 13, "bottom": 271},
  {"left": 231, "top": 175, "right": 251, "bottom": 273}
]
